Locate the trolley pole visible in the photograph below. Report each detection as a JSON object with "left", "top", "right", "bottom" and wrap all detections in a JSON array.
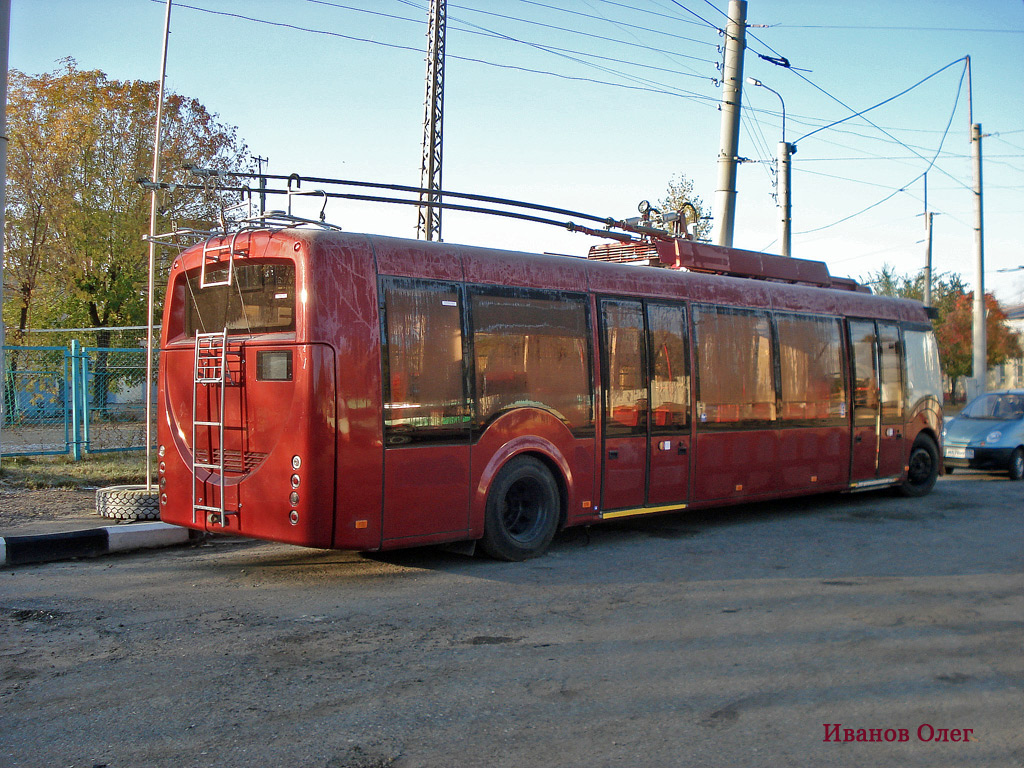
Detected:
[{"left": 712, "top": 0, "right": 747, "bottom": 248}]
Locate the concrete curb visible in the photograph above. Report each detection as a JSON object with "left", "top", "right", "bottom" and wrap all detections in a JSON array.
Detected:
[{"left": 1, "top": 522, "right": 193, "bottom": 568}]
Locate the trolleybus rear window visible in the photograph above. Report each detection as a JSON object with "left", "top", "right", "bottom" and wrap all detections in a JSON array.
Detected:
[{"left": 184, "top": 263, "right": 296, "bottom": 336}]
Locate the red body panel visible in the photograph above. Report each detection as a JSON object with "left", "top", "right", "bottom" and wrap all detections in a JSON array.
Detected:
[
  {"left": 647, "top": 434, "right": 691, "bottom": 506},
  {"left": 383, "top": 445, "right": 471, "bottom": 543},
  {"left": 158, "top": 342, "right": 336, "bottom": 547}
]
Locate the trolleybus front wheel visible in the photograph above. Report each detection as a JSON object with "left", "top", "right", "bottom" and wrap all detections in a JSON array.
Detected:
[
  {"left": 898, "top": 435, "right": 939, "bottom": 497},
  {"left": 481, "top": 456, "right": 560, "bottom": 561}
]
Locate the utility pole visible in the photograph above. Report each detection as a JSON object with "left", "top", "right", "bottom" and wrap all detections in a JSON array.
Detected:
[
  {"left": 417, "top": 0, "right": 446, "bottom": 242},
  {"left": 971, "top": 121, "right": 986, "bottom": 395},
  {"left": 712, "top": 0, "right": 747, "bottom": 248},
  {"left": 144, "top": 0, "right": 173, "bottom": 491},
  {"left": 967, "top": 56, "right": 986, "bottom": 396},
  {"left": 253, "top": 154, "right": 268, "bottom": 215},
  {"left": 777, "top": 140, "right": 793, "bottom": 257},
  {"left": 746, "top": 77, "right": 791, "bottom": 256},
  {"left": 923, "top": 212, "right": 934, "bottom": 307},
  {"left": 0, "top": 0, "right": 10, "bottom": 468},
  {"left": 922, "top": 173, "right": 933, "bottom": 307}
]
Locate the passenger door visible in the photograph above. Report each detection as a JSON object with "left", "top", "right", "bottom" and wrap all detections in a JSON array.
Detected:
[
  {"left": 599, "top": 299, "right": 691, "bottom": 513},
  {"left": 646, "top": 302, "right": 691, "bottom": 506},
  {"left": 600, "top": 300, "right": 648, "bottom": 511},
  {"left": 849, "top": 320, "right": 880, "bottom": 482}
]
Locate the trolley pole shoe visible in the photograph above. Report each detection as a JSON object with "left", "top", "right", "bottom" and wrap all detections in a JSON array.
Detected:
[{"left": 0, "top": 522, "right": 192, "bottom": 568}]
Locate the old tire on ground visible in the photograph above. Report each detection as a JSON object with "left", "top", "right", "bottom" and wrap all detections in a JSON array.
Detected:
[
  {"left": 480, "top": 456, "right": 560, "bottom": 561},
  {"left": 898, "top": 435, "right": 939, "bottom": 498},
  {"left": 96, "top": 485, "right": 161, "bottom": 521},
  {"left": 1008, "top": 448, "right": 1024, "bottom": 481}
]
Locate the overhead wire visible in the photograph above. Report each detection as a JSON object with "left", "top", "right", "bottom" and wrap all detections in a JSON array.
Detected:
[
  {"left": 512, "top": 0, "right": 714, "bottom": 44},
  {"left": 433, "top": 7, "right": 718, "bottom": 100},
  {"left": 573, "top": 0, "right": 712, "bottom": 79},
  {"left": 161, "top": 1, "right": 720, "bottom": 105}
]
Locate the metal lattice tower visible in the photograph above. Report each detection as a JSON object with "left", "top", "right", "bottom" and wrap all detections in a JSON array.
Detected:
[{"left": 417, "top": 0, "right": 446, "bottom": 241}]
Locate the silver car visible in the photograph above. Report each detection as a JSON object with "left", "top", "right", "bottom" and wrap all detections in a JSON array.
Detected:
[{"left": 943, "top": 389, "right": 1024, "bottom": 480}]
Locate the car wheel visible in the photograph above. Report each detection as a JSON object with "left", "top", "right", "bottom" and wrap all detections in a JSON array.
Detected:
[
  {"left": 480, "top": 456, "right": 560, "bottom": 561},
  {"left": 943, "top": 466, "right": 954, "bottom": 475},
  {"left": 1009, "top": 448, "right": 1024, "bottom": 482},
  {"left": 899, "top": 435, "right": 939, "bottom": 497}
]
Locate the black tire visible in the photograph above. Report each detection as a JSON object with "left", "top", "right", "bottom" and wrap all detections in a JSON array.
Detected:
[
  {"left": 944, "top": 466, "right": 955, "bottom": 475},
  {"left": 1008, "top": 448, "right": 1024, "bottom": 482},
  {"left": 480, "top": 456, "right": 560, "bottom": 561},
  {"left": 898, "top": 435, "right": 939, "bottom": 497},
  {"left": 96, "top": 485, "right": 161, "bottom": 521}
]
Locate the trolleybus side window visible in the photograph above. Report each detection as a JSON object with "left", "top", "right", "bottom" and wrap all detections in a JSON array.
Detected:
[
  {"left": 184, "top": 263, "right": 296, "bottom": 337},
  {"left": 693, "top": 305, "right": 776, "bottom": 427},
  {"left": 850, "top": 321, "right": 879, "bottom": 425},
  {"left": 878, "top": 322, "right": 904, "bottom": 424},
  {"left": 775, "top": 313, "right": 847, "bottom": 424},
  {"left": 903, "top": 325, "right": 943, "bottom": 415},
  {"left": 381, "top": 278, "right": 470, "bottom": 446},
  {"left": 647, "top": 302, "right": 690, "bottom": 432},
  {"left": 601, "top": 300, "right": 648, "bottom": 436},
  {"left": 470, "top": 288, "right": 593, "bottom": 434}
]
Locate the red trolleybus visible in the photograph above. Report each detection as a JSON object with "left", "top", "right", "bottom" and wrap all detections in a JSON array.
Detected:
[{"left": 156, "top": 221, "right": 943, "bottom": 560}]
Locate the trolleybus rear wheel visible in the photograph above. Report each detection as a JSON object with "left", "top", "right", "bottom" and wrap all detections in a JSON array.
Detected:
[
  {"left": 481, "top": 456, "right": 560, "bottom": 561},
  {"left": 898, "top": 435, "right": 939, "bottom": 497}
]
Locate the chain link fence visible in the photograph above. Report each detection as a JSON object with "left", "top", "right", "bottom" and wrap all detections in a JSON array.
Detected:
[{"left": 1, "top": 333, "right": 157, "bottom": 458}]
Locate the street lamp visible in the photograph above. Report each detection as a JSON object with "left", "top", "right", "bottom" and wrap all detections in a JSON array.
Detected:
[{"left": 746, "top": 77, "right": 794, "bottom": 257}]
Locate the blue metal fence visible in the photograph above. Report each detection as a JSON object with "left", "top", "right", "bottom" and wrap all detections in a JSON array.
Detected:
[{"left": 1, "top": 343, "right": 156, "bottom": 458}]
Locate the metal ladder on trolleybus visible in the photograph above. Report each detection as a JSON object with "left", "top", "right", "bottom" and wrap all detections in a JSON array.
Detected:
[
  {"left": 191, "top": 232, "right": 247, "bottom": 526},
  {"left": 192, "top": 330, "right": 240, "bottom": 527}
]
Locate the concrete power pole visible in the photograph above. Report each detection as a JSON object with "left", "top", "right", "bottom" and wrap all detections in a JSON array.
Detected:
[
  {"left": 924, "top": 211, "right": 934, "bottom": 307},
  {"left": 417, "top": 0, "right": 446, "bottom": 242},
  {"left": 777, "top": 140, "right": 793, "bottom": 257},
  {"left": 966, "top": 56, "right": 986, "bottom": 396},
  {"left": 712, "top": 0, "right": 748, "bottom": 248},
  {"left": 971, "top": 121, "right": 986, "bottom": 395}
]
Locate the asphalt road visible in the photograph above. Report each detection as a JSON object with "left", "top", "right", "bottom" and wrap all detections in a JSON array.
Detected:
[{"left": 2, "top": 473, "right": 1022, "bottom": 768}]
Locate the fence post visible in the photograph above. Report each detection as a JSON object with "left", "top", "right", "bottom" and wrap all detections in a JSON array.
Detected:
[{"left": 70, "top": 339, "right": 82, "bottom": 460}]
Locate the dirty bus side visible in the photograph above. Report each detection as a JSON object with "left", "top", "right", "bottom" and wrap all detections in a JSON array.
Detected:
[{"left": 157, "top": 228, "right": 942, "bottom": 560}]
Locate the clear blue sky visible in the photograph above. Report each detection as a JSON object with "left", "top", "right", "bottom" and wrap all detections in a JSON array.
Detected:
[{"left": 11, "top": 0, "right": 1024, "bottom": 305}]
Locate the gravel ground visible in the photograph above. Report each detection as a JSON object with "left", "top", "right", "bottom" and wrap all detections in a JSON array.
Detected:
[
  {"left": 0, "top": 486, "right": 99, "bottom": 530},
  {"left": 2, "top": 475, "right": 1022, "bottom": 768}
]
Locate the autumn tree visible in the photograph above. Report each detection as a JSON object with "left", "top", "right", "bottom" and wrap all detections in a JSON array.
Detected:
[
  {"left": 868, "top": 265, "right": 1022, "bottom": 395},
  {"left": 934, "top": 293, "right": 1023, "bottom": 386},
  {"left": 3, "top": 59, "right": 252, "bottom": 344},
  {"left": 659, "top": 173, "right": 712, "bottom": 241}
]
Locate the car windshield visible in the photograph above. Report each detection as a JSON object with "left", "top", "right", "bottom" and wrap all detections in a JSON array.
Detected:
[{"left": 960, "top": 393, "right": 1024, "bottom": 420}]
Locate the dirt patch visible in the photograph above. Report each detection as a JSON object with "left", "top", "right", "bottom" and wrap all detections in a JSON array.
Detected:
[{"left": 0, "top": 486, "right": 98, "bottom": 528}]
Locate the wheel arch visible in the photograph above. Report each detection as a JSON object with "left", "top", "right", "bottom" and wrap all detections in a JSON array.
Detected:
[{"left": 474, "top": 437, "right": 572, "bottom": 535}]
